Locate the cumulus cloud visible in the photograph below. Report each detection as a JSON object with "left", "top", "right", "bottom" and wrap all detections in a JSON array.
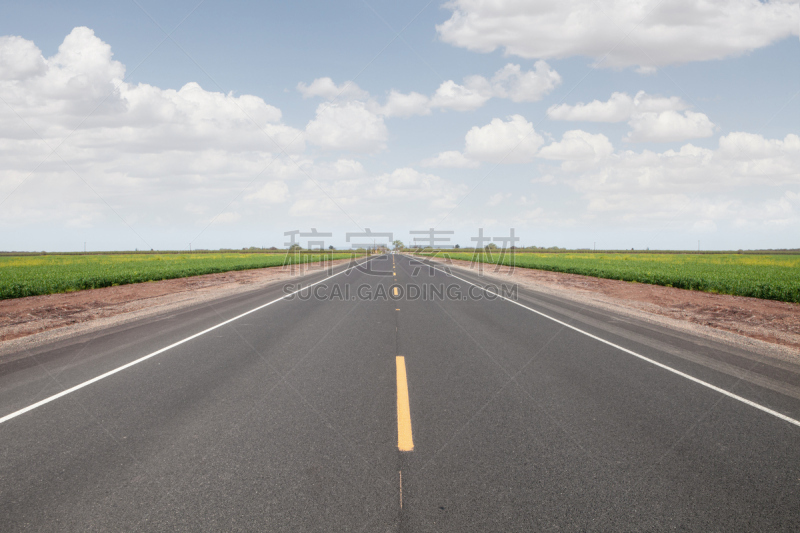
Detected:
[
  {"left": 421, "top": 123, "right": 800, "bottom": 230},
  {"left": 538, "top": 130, "right": 614, "bottom": 161},
  {"left": 421, "top": 150, "right": 480, "bottom": 168},
  {"left": 296, "top": 77, "right": 369, "bottom": 101},
  {"left": 547, "top": 91, "right": 690, "bottom": 122},
  {"left": 718, "top": 131, "right": 800, "bottom": 159},
  {"left": 634, "top": 92, "right": 689, "bottom": 113},
  {"left": 430, "top": 61, "right": 560, "bottom": 111},
  {"left": 436, "top": 0, "right": 800, "bottom": 69},
  {"left": 379, "top": 90, "right": 431, "bottom": 118},
  {"left": 429, "top": 79, "right": 491, "bottom": 111},
  {"left": 549, "top": 91, "right": 714, "bottom": 142},
  {"left": 299, "top": 62, "right": 560, "bottom": 118},
  {"left": 0, "top": 27, "right": 313, "bottom": 236},
  {"left": 464, "top": 115, "right": 544, "bottom": 163},
  {"left": 547, "top": 132, "right": 800, "bottom": 226},
  {"left": 547, "top": 92, "right": 636, "bottom": 122},
  {"left": 424, "top": 115, "right": 546, "bottom": 167},
  {"left": 305, "top": 101, "right": 388, "bottom": 152},
  {"left": 489, "top": 62, "right": 562, "bottom": 102},
  {"left": 0, "top": 28, "right": 302, "bottom": 153},
  {"left": 0, "top": 35, "right": 47, "bottom": 80},
  {"left": 625, "top": 110, "right": 715, "bottom": 142}
]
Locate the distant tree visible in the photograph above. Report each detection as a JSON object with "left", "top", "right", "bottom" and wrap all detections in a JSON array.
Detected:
[
  {"left": 454, "top": 244, "right": 460, "bottom": 249},
  {"left": 289, "top": 243, "right": 302, "bottom": 251},
  {"left": 485, "top": 243, "right": 498, "bottom": 250},
  {"left": 392, "top": 240, "right": 404, "bottom": 250},
  {"left": 329, "top": 245, "right": 335, "bottom": 250}
]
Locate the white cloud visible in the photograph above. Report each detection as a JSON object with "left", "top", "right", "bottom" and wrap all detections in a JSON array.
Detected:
[
  {"left": 548, "top": 91, "right": 690, "bottom": 122},
  {"left": 625, "top": 110, "right": 715, "bottom": 142},
  {"left": 421, "top": 150, "right": 481, "bottom": 168},
  {"left": 296, "top": 77, "right": 369, "bottom": 101},
  {"left": 718, "top": 131, "right": 800, "bottom": 159},
  {"left": 464, "top": 115, "right": 544, "bottom": 163},
  {"left": 0, "top": 35, "right": 47, "bottom": 80},
  {"left": 547, "top": 92, "right": 635, "bottom": 122},
  {"left": 245, "top": 181, "right": 289, "bottom": 204},
  {"left": 379, "top": 90, "right": 431, "bottom": 117},
  {"left": 549, "top": 91, "right": 714, "bottom": 142},
  {"left": 538, "top": 130, "right": 614, "bottom": 161},
  {"left": 299, "top": 62, "right": 560, "bottom": 121},
  {"left": 287, "top": 158, "right": 367, "bottom": 182},
  {"left": 423, "top": 115, "right": 555, "bottom": 167},
  {"left": 430, "top": 62, "right": 560, "bottom": 111},
  {"left": 327, "top": 158, "right": 367, "bottom": 177},
  {"left": 633, "top": 91, "right": 689, "bottom": 113},
  {"left": 0, "top": 28, "right": 303, "bottom": 154},
  {"left": 430, "top": 78, "right": 491, "bottom": 112},
  {"left": 416, "top": 130, "right": 799, "bottom": 231},
  {"left": 0, "top": 27, "right": 315, "bottom": 234},
  {"left": 542, "top": 132, "right": 800, "bottom": 227},
  {"left": 489, "top": 61, "right": 562, "bottom": 102},
  {"left": 305, "top": 101, "right": 387, "bottom": 152},
  {"left": 436, "top": 0, "right": 800, "bottom": 69}
]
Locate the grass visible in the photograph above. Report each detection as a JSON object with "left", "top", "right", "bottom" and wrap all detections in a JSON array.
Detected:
[
  {"left": 423, "top": 251, "right": 800, "bottom": 304},
  {"left": 0, "top": 252, "right": 361, "bottom": 300}
]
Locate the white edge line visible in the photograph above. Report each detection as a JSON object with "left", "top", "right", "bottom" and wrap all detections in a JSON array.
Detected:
[
  {"left": 420, "top": 257, "right": 800, "bottom": 429},
  {"left": 0, "top": 255, "right": 380, "bottom": 425}
]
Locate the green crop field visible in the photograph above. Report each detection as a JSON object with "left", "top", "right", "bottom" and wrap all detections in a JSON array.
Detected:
[
  {"left": 0, "top": 252, "right": 361, "bottom": 300},
  {"left": 424, "top": 252, "right": 800, "bottom": 304}
]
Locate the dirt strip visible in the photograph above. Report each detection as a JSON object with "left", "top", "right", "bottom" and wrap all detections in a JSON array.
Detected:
[
  {"left": 0, "top": 259, "right": 354, "bottom": 360},
  {"left": 426, "top": 256, "right": 800, "bottom": 363}
]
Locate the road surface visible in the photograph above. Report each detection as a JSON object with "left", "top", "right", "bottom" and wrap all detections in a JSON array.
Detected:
[{"left": 1, "top": 254, "right": 799, "bottom": 531}]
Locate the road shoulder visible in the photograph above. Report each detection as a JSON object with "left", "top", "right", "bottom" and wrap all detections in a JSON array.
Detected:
[
  {"left": 0, "top": 259, "right": 354, "bottom": 360},
  {"left": 424, "top": 255, "right": 800, "bottom": 363}
]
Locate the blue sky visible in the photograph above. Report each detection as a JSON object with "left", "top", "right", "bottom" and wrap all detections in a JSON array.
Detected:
[{"left": 0, "top": 1, "right": 798, "bottom": 251}]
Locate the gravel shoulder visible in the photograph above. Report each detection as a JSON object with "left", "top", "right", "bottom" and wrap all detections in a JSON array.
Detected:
[
  {"left": 0, "top": 259, "right": 352, "bottom": 360},
  {"left": 428, "top": 256, "right": 800, "bottom": 363}
]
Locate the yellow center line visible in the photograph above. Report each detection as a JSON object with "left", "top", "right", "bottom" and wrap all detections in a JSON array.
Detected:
[
  {"left": 396, "top": 356, "right": 414, "bottom": 452},
  {"left": 393, "top": 287, "right": 398, "bottom": 296}
]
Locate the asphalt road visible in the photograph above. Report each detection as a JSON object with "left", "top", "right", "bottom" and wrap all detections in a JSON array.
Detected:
[{"left": 1, "top": 253, "right": 799, "bottom": 531}]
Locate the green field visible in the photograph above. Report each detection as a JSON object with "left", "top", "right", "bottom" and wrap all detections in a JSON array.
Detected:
[
  {"left": 0, "top": 252, "right": 360, "bottom": 300},
  {"left": 424, "top": 252, "right": 800, "bottom": 304}
]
